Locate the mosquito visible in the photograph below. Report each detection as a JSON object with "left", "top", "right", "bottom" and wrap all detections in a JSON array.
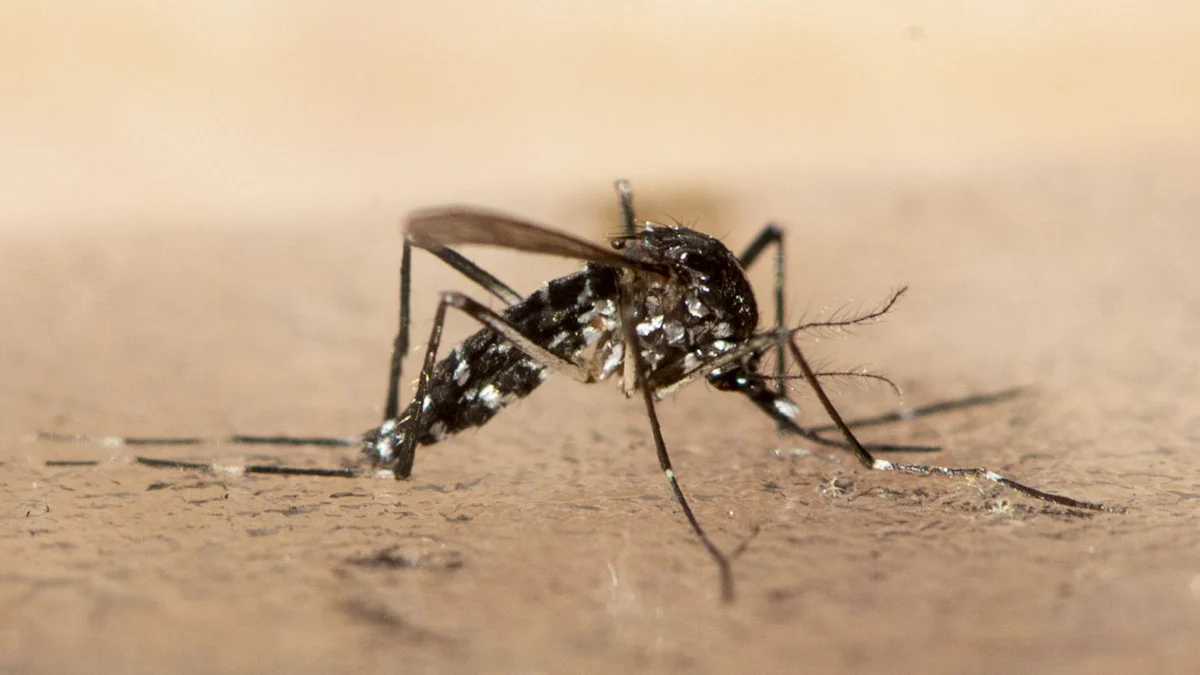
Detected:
[{"left": 41, "top": 180, "right": 1121, "bottom": 602}]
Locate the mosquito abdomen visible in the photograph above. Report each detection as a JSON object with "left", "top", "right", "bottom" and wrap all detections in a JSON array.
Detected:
[{"left": 414, "top": 265, "right": 621, "bottom": 443}]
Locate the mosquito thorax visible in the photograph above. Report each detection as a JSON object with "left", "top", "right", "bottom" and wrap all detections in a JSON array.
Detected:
[{"left": 618, "top": 224, "right": 759, "bottom": 371}]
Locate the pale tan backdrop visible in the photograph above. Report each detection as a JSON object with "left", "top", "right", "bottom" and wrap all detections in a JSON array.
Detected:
[{"left": 3, "top": 3, "right": 1199, "bottom": 674}]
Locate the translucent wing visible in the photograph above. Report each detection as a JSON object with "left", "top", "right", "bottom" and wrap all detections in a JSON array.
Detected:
[{"left": 406, "top": 207, "right": 670, "bottom": 277}]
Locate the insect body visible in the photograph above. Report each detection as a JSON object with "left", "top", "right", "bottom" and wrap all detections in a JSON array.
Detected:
[
  {"left": 366, "top": 265, "right": 619, "bottom": 461},
  {"left": 364, "top": 224, "right": 759, "bottom": 471},
  {"left": 42, "top": 180, "right": 1121, "bottom": 602}
]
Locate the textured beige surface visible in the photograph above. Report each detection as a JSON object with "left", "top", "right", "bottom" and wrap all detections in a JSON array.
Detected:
[{"left": 4, "top": 4, "right": 1200, "bottom": 674}]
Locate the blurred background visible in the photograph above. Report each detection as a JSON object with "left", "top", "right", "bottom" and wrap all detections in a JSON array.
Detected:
[
  {"left": 5, "top": 6, "right": 1200, "bottom": 674},
  {"left": 3, "top": 1, "right": 1198, "bottom": 230}
]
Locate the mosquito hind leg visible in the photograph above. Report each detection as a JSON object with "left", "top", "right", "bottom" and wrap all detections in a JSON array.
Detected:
[
  {"left": 36, "top": 431, "right": 360, "bottom": 449},
  {"left": 383, "top": 238, "right": 526, "bottom": 420}
]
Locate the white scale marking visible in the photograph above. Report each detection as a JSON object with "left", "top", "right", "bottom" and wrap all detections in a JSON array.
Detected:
[
  {"left": 213, "top": 464, "right": 245, "bottom": 477},
  {"left": 478, "top": 384, "right": 502, "bottom": 410},
  {"left": 773, "top": 398, "right": 800, "bottom": 418},
  {"left": 636, "top": 315, "right": 664, "bottom": 336},
  {"left": 686, "top": 295, "right": 710, "bottom": 318},
  {"left": 601, "top": 342, "right": 624, "bottom": 377},
  {"left": 427, "top": 421, "right": 447, "bottom": 440},
  {"left": 662, "top": 321, "right": 685, "bottom": 344},
  {"left": 453, "top": 359, "right": 470, "bottom": 386}
]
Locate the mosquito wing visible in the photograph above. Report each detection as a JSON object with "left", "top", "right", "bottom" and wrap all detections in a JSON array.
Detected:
[{"left": 406, "top": 207, "right": 670, "bottom": 277}]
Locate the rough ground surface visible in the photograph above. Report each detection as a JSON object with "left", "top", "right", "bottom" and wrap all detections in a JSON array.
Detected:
[
  {"left": 5, "top": 5, "right": 1200, "bottom": 673},
  {"left": 4, "top": 157, "right": 1200, "bottom": 675}
]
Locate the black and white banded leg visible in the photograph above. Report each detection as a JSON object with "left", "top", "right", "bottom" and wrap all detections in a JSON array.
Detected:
[
  {"left": 614, "top": 180, "right": 740, "bottom": 602},
  {"left": 384, "top": 238, "right": 525, "bottom": 421},
  {"left": 782, "top": 339, "right": 1122, "bottom": 513},
  {"left": 39, "top": 236, "right": 529, "bottom": 474}
]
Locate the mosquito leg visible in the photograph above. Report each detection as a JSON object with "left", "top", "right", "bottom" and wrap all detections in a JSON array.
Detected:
[
  {"left": 36, "top": 431, "right": 359, "bottom": 448},
  {"left": 644, "top": 333, "right": 942, "bottom": 453},
  {"left": 786, "top": 338, "right": 1122, "bottom": 513},
  {"left": 616, "top": 179, "right": 638, "bottom": 237},
  {"left": 134, "top": 456, "right": 363, "bottom": 478},
  {"left": 611, "top": 180, "right": 734, "bottom": 599},
  {"left": 384, "top": 238, "right": 526, "bottom": 421},
  {"left": 44, "top": 236, "right": 525, "bottom": 456},
  {"left": 383, "top": 238, "right": 413, "bottom": 420},
  {"left": 737, "top": 223, "right": 788, "bottom": 406},
  {"left": 730, "top": 386, "right": 942, "bottom": 453},
  {"left": 614, "top": 275, "right": 735, "bottom": 603},
  {"left": 38, "top": 431, "right": 365, "bottom": 475}
]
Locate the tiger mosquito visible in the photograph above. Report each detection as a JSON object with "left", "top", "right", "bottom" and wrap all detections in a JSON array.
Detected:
[{"left": 41, "top": 180, "right": 1122, "bottom": 602}]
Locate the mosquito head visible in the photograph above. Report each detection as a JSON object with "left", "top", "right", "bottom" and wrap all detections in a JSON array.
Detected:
[{"left": 360, "top": 418, "right": 406, "bottom": 468}]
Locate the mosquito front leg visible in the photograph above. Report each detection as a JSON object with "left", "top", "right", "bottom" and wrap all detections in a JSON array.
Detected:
[
  {"left": 785, "top": 337, "right": 1122, "bottom": 513},
  {"left": 648, "top": 325, "right": 942, "bottom": 453}
]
